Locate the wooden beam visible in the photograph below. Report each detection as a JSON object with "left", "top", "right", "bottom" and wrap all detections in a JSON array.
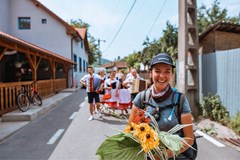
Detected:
[
  {"left": 0, "top": 47, "right": 7, "bottom": 61},
  {"left": 49, "top": 59, "right": 56, "bottom": 79}
]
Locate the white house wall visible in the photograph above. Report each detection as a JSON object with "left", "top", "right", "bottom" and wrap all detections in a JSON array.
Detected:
[
  {"left": 0, "top": 0, "right": 10, "bottom": 32},
  {"left": 72, "top": 39, "right": 89, "bottom": 87},
  {"left": 1, "top": 0, "right": 90, "bottom": 88},
  {"left": 8, "top": 0, "right": 71, "bottom": 59}
]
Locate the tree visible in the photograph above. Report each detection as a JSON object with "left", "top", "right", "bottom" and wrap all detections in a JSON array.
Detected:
[
  {"left": 70, "top": 19, "right": 90, "bottom": 28},
  {"left": 125, "top": 21, "right": 178, "bottom": 69},
  {"left": 159, "top": 21, "right": 178, "bottom": 57},
  {"left": 69, "top": 19, "right": 99, "bottom": 65},
  {"left": 197, "top": 0, "right": 239, "bottom": 34}
]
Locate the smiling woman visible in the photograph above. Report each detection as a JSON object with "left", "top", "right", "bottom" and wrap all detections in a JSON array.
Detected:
[{"left": 127, "top": 53, "right": 196, "bottom": 159}]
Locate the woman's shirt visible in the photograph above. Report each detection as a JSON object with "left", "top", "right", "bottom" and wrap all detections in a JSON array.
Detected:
[
  {"left": 132, "top": 88, "right": 191, "bottom": 132},
  {"left": 104, "top": 78, "right": 119, "bottom": 102}
]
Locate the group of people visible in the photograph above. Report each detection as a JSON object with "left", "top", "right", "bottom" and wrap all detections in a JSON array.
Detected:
[
  {"left": 80, "top": 53, "right": 195, "bottom": 159},
  {"left": 80, "top": 66, "right": 143, "bottom": 121}
]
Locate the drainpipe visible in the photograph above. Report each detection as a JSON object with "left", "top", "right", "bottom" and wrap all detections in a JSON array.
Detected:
[{"left": 71, "top": 36, "right": 75, "bottom": 88}]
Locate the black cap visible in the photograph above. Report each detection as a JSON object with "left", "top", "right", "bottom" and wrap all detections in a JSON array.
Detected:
[{"left": 150, "top": 53, "right": 175, "bottom": 68}]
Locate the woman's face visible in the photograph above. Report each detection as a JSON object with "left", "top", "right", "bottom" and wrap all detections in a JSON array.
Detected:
[
  {"left": 100, "top": 71, "right": 105, "bottom": 77},
  {"left": 150, "top": 63, "right": 173, "bottom": 93},
  {"left": 110, "top": 71, "right": 116, "bottom": 79}
]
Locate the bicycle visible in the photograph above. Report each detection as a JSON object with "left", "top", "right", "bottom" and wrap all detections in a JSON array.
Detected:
[{"left": 17, "top": 82, "right": 42, "bottom": 112}]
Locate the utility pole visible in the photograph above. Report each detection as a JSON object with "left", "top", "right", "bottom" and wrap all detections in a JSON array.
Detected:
[
  {"left": 97, "top": 39, "right": 106, "bottom": 66},
  {"left": 178, "top": 0, "right": 199, "bottom": 119}
]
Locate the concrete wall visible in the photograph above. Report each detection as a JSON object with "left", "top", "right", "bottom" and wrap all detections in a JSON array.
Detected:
[
  {"left": 8, "top": 0, "right": 71, "bottom": 59},
  {"left": 0, "top": 0, "right": 10, "bottom": 32}
]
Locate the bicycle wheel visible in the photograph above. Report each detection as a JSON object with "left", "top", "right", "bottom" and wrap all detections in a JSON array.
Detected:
[
  {"left": 17, "top": 93, "right": 30, "bottom": 112},
  {"left": 33, "top": 91, "right": 42, "bottom": 106}
]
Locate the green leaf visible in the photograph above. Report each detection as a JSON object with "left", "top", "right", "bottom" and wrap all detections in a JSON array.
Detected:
[{"left": 96, "top": 133, "right": 145, "bottom": 160}]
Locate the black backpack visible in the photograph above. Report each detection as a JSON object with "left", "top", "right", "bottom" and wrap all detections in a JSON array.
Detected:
[{"left": 140, "top": 88, "right": 198, "bottom": 160}]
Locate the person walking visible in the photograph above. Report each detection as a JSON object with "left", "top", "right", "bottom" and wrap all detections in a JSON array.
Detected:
[
  {"left": 80, "top": 66, "right": 102, "bottom": 121},
  {"left": 128, "top": 53, "right": 195, "bottom": 159},
  {"left": 104, "top": 70, "right": 119, "bottom": 112},
  {"left": 126, "top": 68, "right": 144, "bottom": 108},
  {"left": 98, "top": 69, "right": 107, "bottom": 105},
  {"left": 118, "top": 73, "right": 131, "bottom": 116}
]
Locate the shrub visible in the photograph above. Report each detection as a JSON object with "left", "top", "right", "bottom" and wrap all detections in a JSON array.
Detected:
[
  {"left": 200, "top": 94, "right": 229, "bottom": 125},
  {"left": 230, "top": 112, "right": 240, "bottom": 136}
]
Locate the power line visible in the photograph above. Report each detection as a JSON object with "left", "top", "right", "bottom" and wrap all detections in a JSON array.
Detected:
[
  {"left": 147, "top": 0, "right": 168, "bottom": 36},
  {"left": 103, "top": 0, "right": 137, "bottom": 55}
]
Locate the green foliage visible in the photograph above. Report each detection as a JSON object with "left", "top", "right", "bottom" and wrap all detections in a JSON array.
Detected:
[
  {"left": 96, "top": 133, "right": 145, "bottom": 160},
  {"left": 159, "top": 21, "right": 178, "bottom": 56},
  {"left": 69, "top": 19, "right": 100, "bottom": 65},
  {"left": 197, "top": 0, "right": 239, "bottom": 34},
  {"left": 126, "top": 21, "right": 178, "bottom": 69},
  {"left": 70, "top": 19, "right": 90, "bottom": 28},
  {"left": 201, "top": 128, "right": 218, "bottom": 137},
  {"left": 125, "top": 51, "right": 142, "bottom": 69},
  {"left": 230, "top": 112, "right": 240, "bottom": 135},
  {"left": 200, "top": 94, "right": 229, "bottom": 125}
]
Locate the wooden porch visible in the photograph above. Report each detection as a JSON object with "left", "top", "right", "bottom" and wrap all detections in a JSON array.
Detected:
[
  {"left": 0, "top": 79, "right": 66, "bottom": 116},
  {"left": 0, "top": 31, "right": 76, "bottom": 116}
]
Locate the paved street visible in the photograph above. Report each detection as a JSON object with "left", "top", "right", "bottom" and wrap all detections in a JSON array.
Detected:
[
  {"left": 0, "top": 89, "right": 240, "bottom": 160},
  {"left": 0, "top": 89, "right": 86, "bottom": 160},
  {"left": 49, "top": 95, "right": 127, "bottom": 160}
]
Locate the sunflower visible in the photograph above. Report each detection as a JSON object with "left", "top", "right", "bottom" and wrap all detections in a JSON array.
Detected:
[
  {"left": 140, "top": 129, "right": 160, "bottom": 153},
  {"left": 133, "top": 123, "right": 152, "bottom": 139},
  {"left": 123, "top": 122, "right": 137, "bottom": 133}
]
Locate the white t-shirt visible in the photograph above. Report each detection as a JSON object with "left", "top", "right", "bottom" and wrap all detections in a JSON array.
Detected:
[{"left": 80, "top": 73, "right": 102, "bottom": 93}]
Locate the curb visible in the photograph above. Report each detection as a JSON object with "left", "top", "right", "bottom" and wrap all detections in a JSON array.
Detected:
[{"left": 0, "top": 89, "right": 77, "bottom": 142}]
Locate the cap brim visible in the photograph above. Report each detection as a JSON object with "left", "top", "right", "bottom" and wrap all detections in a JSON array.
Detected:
[{"left": 151, "top": 61, "right": 175, "bottom": 68}]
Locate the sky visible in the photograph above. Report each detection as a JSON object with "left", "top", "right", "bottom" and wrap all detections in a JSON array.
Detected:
[{"left": 38, "top": 0, "right": 240, "bottom": 61}]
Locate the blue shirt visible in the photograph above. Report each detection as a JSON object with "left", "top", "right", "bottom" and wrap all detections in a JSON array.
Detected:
[{"left": 132, "top": 88, "right": 191, "bottom": 132}]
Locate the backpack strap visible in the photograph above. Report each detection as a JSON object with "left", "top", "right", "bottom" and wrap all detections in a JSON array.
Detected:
[
  {"left": 140, "top": 88, "right": 151, "bottom": 109},
  {"left": 174, "top": 91, "right": 185, "bottom": 123}
]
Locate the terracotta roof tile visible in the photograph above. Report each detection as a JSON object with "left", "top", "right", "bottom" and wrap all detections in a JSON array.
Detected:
[{"left": 102, "top": 61, "right": 127, "bottom": 68}]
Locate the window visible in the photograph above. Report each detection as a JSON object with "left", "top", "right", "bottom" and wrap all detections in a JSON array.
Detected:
[
  {"left": 41, "top": 18, "right": 47, "bottom": 24},
  {"left": 83, "top": 60, "right": 86, "bottom": 72},
  {"left": 74, "top": 54, "right": 77, "bottom": 72},
  {"left": 79, "top": 57, "right": 82, "bottom": 72},
  {"left": 18, "top": 17, "right": 31, "bottom": 29},
  {"left": 81, "top": 41, "right": 83, "bottom": 49}
]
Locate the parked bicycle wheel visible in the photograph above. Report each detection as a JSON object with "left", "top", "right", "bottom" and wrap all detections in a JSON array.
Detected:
[
  {"left": 32, "top": 91, "right": 42, "bottom": 106},
  {"left": 17, "top": 93, "right": 30, "bottom": 112}
]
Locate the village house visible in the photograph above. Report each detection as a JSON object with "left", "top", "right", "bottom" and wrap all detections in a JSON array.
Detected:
[
  {"left": 0, "top": 0, "right": 90, "bottom": 115},
  {"left": 199, "top": 21, "right": 240, "bottom": 116}
]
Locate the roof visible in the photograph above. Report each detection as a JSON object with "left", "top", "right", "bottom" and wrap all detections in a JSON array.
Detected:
[
  {"left": 200, "top": 21, "right": 240, "bottom": 39},
  {"left": 31, "top": 0, "right": 82, "bottom": 41},
  {"left": 75, "top": 28, "right": 87, "bottom": 39},
  {"left": 0, "top": 31, "right": 76, "bottom": 65},
  {"left": 75, "top": 28, "right": 89, "bottom": 53},
  {"left": 102, "top": 61, "right": 128, "bottom": 69}
]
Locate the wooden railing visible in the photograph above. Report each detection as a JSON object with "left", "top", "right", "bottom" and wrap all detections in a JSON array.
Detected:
[{"left": 0, "top": 79, "right": 67, "bottom": 116}]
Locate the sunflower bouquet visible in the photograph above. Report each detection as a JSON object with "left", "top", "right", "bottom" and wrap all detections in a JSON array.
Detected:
[{"left": 96, "top": 110, "right": 192, "bottom": 160}]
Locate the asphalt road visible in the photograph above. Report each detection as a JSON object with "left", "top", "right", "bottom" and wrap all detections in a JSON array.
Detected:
[
  {"left": 0, "top": 89, "right": 86, "bottom": 160},
  {"left": 0, "top": 88, "right": 239, "bottom": 160}
]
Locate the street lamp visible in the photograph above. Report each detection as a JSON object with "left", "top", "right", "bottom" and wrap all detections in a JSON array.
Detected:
[{"left": 98, "top": 39, "right": 106, "bottom": 66}]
